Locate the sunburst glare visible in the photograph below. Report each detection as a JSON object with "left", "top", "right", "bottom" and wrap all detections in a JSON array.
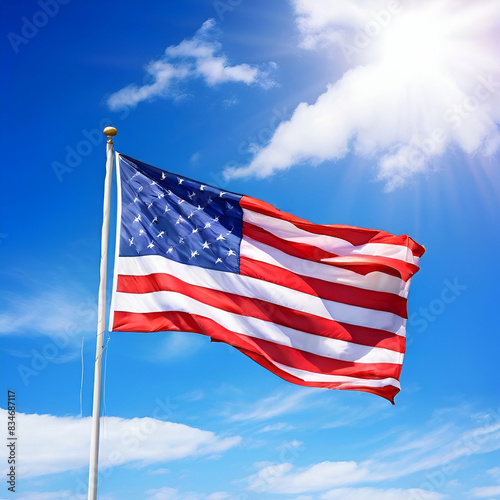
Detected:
[{"left": 226, "top": 0, "right": 500, "bottom": 190}]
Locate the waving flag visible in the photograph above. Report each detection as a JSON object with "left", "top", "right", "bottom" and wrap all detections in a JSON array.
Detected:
[{"left": 109, "top": 153, "right": 424, "bottom": 403}]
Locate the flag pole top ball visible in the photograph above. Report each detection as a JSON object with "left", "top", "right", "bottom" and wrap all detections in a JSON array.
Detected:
[{"left": 103, "top": 126, "right": 118, "bottom": 144}]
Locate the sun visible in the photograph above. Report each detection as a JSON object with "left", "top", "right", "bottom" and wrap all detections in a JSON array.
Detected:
[{"left": 374, "top": 5, "right": 451, "bottom": 79}]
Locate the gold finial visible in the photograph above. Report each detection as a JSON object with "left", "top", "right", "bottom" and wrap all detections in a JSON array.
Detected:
[{"left": 103, "top": 126, "right": 118, "bottom": 144}]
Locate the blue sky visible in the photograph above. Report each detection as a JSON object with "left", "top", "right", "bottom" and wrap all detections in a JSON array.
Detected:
[{"left": 1, "top": 0, "right": 500, "bottom": 499}]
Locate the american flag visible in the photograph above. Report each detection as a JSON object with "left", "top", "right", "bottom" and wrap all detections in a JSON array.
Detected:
[{"left": 109, "top": 153, "right": 424, "bottom": 403}]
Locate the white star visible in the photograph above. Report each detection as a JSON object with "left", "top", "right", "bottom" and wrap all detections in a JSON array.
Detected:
[
  {"left": 167, "top": 246, "right": 174, "bottom": 253},
  {"left": 190, "top": 250, "right": 199, "bottom": 259},
  {"left": 147, "top": 241, "right": 155, "bottom": 249},
  {"left": 166, "top": 190, "right": 173, "bottom": 196},
  {"left": 158, "top": 231, "right": 165, "bottom": 238},
  {"left": 178, "top": 199, "right": 185, "bottom": 205},
  {"left": 204, "top": 222, "right": 212, "bottom": 229},
  {"left": 202, "top": 241, "right": 210, "bottom": 249},
  {"left": 226, "top": 202, "right": 234, "bottom": 210},
  {"left": 133, "top": 196, "right": 139, "bottom": 203},
  {"left": 188, "top": 211, "right": 195, "bottom": 219},
  {"left": 213, "top": 216, "right": 220, "bottom": 223},
  {"left": 226, "top": 227, "right": 234, "bottom": 235},
  {"left": 196, "top": 205, "right": 203, "bottom": 211},
  {"left": 188, "top": 192, "right": 196, "bottom": 199},
  {"left": 176, "top": 216, "right": 184, "bottom": 224},
  {"left": 219, "top": 191, "right": 227, "bottom": 197},
  {"left": 178, "top": 237, "right": 184, "bottom": 244},
  {"left": 227, "top": 249, "right": 236, "bottom": 257},
  {"left": 139, "top": 229, "right": 145, "bottom": 236},
  {"left": 133, "top": 214, "right": 141, "bottom": 223},
  {"left": 150, "top": 180, "right": 159, "bottom": 187},
  {"left": 129, "top": 237, "right": 134, "bottom": 246},
  {"left": 215, "top": 258, "right": 222, "bottom": 264},
  {"left": 177, "top": 177, "right": 184, "bottom": 185},
  {"left": 131, "top": 172, "right": 140, "bottom": 179},
  {"left": 200, "top": 185, "right": 206, "bottom": 191},
  {"left": 192, "top": 228, "right": 199, "bottom": 234},
  {"left": 157, "top": 192, "right": 165, "bottom": 199},
  {"left": 147, "top": 202, "right": 153, "bottom": 209},
  {"left": 161, "top": 172, "right": 166, "bottom": 180},
  {"left": 138, "top": 186, "right": 143, "bottom": 192},
  {"left": 216, "top": 234, "right": 226, "bottom": 241},
  {"left": 164, "top": 205, "right": 170, "bottom": 213},
  {"left": 150, "top": 217, "right": 158, "bottom": 225}
]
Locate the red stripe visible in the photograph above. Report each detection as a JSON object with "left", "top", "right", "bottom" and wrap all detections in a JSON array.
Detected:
[
  {"left": 240, "top": 256, "right": 407, "bottom": 318},
  {"left": 234, "top": 335, "right": 401, "bottom": 380},
  {"left": 243, "top": 221, "right": 419, "bottom": 281},
  {"left": 240, "top": 195, "right": 425, "bottom": 258},
  {"left": 116, "top": 272, "right": 405, "bottom": 353},
  {"left": 112, "top": 310, "right": 400, "bottom": 402},
  {"left": 239, "top": 349, "right": 399, "bottom": 404}
]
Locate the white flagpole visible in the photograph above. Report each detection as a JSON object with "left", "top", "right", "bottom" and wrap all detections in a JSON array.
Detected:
[{"left": 88, "top": 126, "right": 117, "bottom": 500}]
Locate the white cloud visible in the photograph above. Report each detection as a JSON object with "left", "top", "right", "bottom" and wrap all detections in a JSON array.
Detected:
[
  {"left": 0, "top": 286, "right": 96, "bottom": 338},
  {"left": 224, "top": 0, "right": 500, "bottom": 190},
  {"left": 0, "top": 409, "right": 240, "bottom": 479},
  {"left": 190, "top": 152, "right": 201, "bottom": 165},
  {"left": 487, "top": 466, "right": 500, "bottom": 479},
  {"left": 257, "top": 422, "right": 295, "bottom": 433},
  {"left": 145, "top": 489, "right": 238, "bottom": 500},
  {"left": 152, "top": 331, "right": 206, "bottom": 361},
  {"left": 277, "top": 440, "right": 303, "bottom": 450},
  {"left": 294, "top": 0, "right": 393, "bottom": 50},
  {"left": 241, "top": 406, "right": 500, "bottom": 494},
  {"left": 227, "top": 388, "right": 319, "bottom": 421},
  {"left": 246, "top": 461, "right": 370, "bottom": 493},
  {"left": 223, "top": 96, "right": 239, "bottom": 108},
  {"left": 0, "top": 491, "right": 115, "bottom": 500},
  {"left": 146, "top": 488, "right": 183, "bottom": 500},
  {"left": 207, "top": 493, "right": 233, "bottom": 500},
  {"left": 146, "top": 487, "right": 184, "bottom": 500},
  {"left": 107, "top": 19, "right": 273, "bottom": 111},
  {"left": 322, "top": 399, "right": 389, "bottom": 429},
  {"left": 321, "top": 487, "right": 445, "bottom": 500},
  {"left": 2, "top": 492, "right": 74, "bottom": 500},
  {"left": 147, "top": 467, "right": 170, "bottom": 475},
  {"left": 471, "top": 485, "right": 500, "bottom": 498}
]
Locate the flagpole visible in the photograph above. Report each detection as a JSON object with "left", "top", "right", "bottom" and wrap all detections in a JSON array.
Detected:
[{"left": 88, "top": 126, "right": 117, "bottom": 500}]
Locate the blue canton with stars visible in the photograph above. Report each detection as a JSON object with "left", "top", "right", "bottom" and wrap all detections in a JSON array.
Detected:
[{"left": 118, "top": 154, "right": 243, "bottom": 274}]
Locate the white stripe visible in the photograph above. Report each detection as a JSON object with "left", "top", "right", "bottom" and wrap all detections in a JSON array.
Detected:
[
  {"left": 113, "top": 289, "right": 403, "bottom": 365},
  {"left": 108, "top": 152, "right": 125, "bottom": 331},
  {"left": 116, "top": 255, "right": 406, "bottom": 335},
  {"left": 241, "top": 237, "right": 408, "bottom": 298},
  {"left": 273, "top": 361, "right": 401, "bottom": 389},
  {"left": 243, "top": 209, "right": 419, "bottom": 265}
]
